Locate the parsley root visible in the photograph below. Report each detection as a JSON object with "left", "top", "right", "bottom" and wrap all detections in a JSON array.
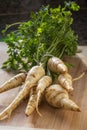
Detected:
[
  {"left": 0, "top": 2, "right": 81, "bottom": 122},
  {"left": 48, "top": 57, "right": 68, "bottom": 74},
  {"left": 0, "top": 73, "right": 27, "bottom": 93},
  {"left": 45, "top": 84, "right": 80, "bottom": 112},
  {"left": 57, "top": 73, "right": 73, "bottom": 92},
  {"left": 25, "top": 76, "right": 52, "bottom": 116},
  {"left": 25, "top": 87, "right": 37, "bottom": 116},
  {"left": 0, "top": 66, "right": 45, "bottom": 120},
  {"left": 36, "top": 76, "right": 52, "bottom": 116}
]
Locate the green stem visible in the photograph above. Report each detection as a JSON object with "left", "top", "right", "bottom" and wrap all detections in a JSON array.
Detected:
[
  {"left": 58, "top": 45, "right": 66, "bottom": 58},
  {"left": 5, "top": 22, "right": 22, "bottom": 33}
]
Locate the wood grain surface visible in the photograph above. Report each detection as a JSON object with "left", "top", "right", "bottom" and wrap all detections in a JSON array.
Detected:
[{"left": 0, "top": 43, "right": 87, "bottom": 130}]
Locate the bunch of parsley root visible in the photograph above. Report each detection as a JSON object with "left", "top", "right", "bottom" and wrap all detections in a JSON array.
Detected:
[{"left": 0, "top": 2, "right": 81, "bottom": 120}]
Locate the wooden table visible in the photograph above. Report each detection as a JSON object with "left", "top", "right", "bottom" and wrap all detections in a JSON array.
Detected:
[{"left": 0, "top": 42, "right": 87, "bottom": 130}]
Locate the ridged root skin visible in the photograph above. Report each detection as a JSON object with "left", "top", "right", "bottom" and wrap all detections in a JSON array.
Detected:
[
  {"left": 57, "top": 73, "right": 73, "bottom": 92},
  {"left": 0, "top": 73, "right": 27, "bottom": 93},
  {"left": 25, "top": 87, "right": 37, "bottom": 116},
  {"left": 0, "top": 108, "right": 12, "bottom": 120},
  {"left": 0, "top": 66, "right": 45, "bottom": 120},
  {"left": 47, "top": 57, "right": 68, "bottom": 74},
  {"left": 36, "top": 76, "right": 52, "bottom": 116},
  {"left": 45, "top": 84, "right": 80, "bottom": 112}
]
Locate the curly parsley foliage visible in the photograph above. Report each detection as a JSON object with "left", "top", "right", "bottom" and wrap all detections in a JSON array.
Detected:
[{"left": 2, "top": 2, "right": 80, "bottom": 71}]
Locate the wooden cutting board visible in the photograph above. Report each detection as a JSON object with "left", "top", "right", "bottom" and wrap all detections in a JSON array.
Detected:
[{"left": 0, "top": 43, "right": 87, "bottom": 130}]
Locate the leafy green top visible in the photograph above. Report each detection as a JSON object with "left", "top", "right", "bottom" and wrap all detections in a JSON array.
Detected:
[{"left": 2, "top": 1, "right": 80, "bottom": 72}]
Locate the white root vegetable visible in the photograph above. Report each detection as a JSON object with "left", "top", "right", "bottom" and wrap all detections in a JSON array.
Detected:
[
  {"left": 25, "top": 86, "right": 37, "bottom": 116},
  {"left": 57, "top": 73, "right": 73, "bottom": 92},
  {"left": 45, "top": 84, "right": 80, "bottom": 112},
  {"left": 47, "top": 57, "right": 68, "bottom": 74},
  {"left": 36, "top": 76, "right": 52, "bottom": 116},
  {"left": 25, "top": 76, "right": 52, "bottom": 116},
  {"left": 0, "top": 66, "right": 45, "bottom": 120},
  {"left": 0, "top": 73, "right": 27, "bottom": 93}
]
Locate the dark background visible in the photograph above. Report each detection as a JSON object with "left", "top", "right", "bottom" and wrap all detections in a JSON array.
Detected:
[{"left": 0, "top": 0, "right": 87, "bottom": 45}]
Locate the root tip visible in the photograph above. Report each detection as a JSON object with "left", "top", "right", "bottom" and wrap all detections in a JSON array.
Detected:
[
  {"left": 25, "top": 109, "right": 34, "bottom": 116},
  {"left": 68, "top": 87, "right": 74, "bottom": 92},
  {"left": 36, "top": 103, "right": 42, "bottom": 117},
  {"left": 25, "top": 112, "right": 29, "bottom": 117},
  {"left": 77, "top": 107, "right": 81, "bottom": 112}
]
